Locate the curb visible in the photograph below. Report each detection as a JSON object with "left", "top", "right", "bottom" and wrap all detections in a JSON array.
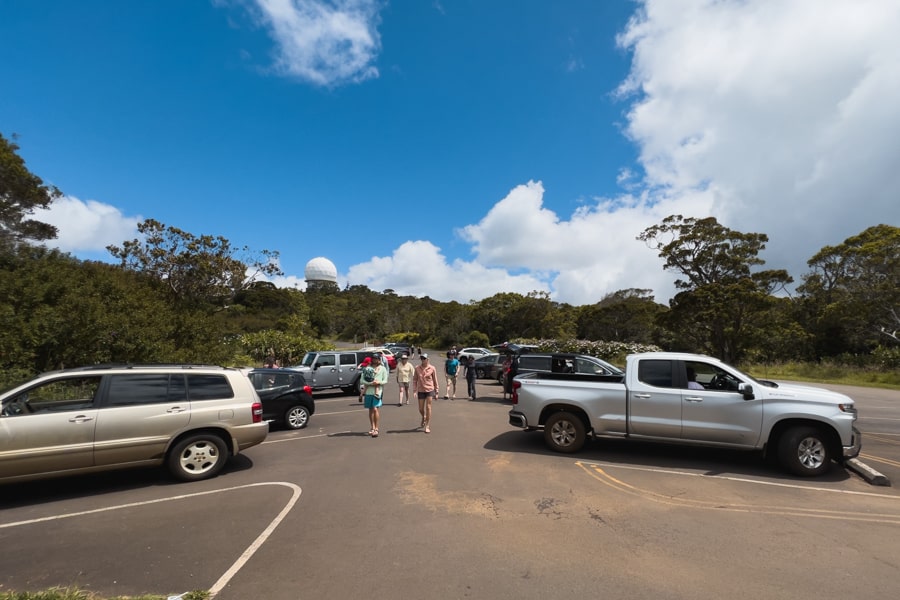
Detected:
[{"left": 845, "top": 458, "right": 891, "bottom": 486}]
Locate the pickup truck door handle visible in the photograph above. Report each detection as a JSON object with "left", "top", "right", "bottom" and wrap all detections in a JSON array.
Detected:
[
  {"left": 166, "top": 406, "right": 188, "bottom": 413},
  {"left": 632, "top": 393, "right": 651, "bottom": 399},
  {"left": 684, "top": 396, "right": 703, "bottom": 402},
  {"left": 68, "top": 415, "right": 94, "bottom": 423}
]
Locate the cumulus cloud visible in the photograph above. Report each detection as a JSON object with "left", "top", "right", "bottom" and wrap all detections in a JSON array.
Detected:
[
  {"left": 615, "top": 0, "right": 900, "bottom": 286},
  {"left": 348, "top": 0, "right": 900, "bottom": 306},
  {"left": 346, "top": 240, "right": 549, "bottom": 303},
  {"left": 33, "top": 196, "right": 140, "bottom": 255},
  {"left": 249, "top": 0, "right": 382, "bottom": 86}
]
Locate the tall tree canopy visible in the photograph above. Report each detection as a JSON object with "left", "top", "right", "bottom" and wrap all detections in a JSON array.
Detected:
[
  {"left": 798, "top": 224, "right": 900, "bottom": 355},
  {"left": 0, "top": 133, "right": 59, "bottom": 251},
  {"left": 107, "top": 219, "right": 282, "bottom": 307},
  {"left": 638, "top": 215, "right": 792, "bottom": 362}
]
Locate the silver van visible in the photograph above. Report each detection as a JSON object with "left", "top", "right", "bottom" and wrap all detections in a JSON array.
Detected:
[{"left": 0, "top": 364, "right": 269, "bottom": 484}]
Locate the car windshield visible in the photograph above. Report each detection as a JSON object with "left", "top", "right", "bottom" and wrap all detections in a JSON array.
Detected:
[{"left": 300, "top": 352, "right": 317, "bottom": 367}]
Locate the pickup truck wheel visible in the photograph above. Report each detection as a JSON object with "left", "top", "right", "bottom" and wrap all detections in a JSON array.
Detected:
[
  {"left": 284, "top": 404, "right": 310, "bottom": 430},
  {"left": 778, "top": 426, "right": 832, "bottom": 477},
  {"left": 544, "top": 412, "right": 586, "bottom": 454}
]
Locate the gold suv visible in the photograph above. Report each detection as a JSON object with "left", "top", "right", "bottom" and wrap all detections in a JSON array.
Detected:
[{"left": 0, "top": 364, "right": 269, "bottom": 484}]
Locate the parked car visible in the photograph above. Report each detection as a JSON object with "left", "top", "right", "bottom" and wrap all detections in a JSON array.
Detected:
[
  {"left": 292, "top": 350, "right": 373, "bottom": 394},
  {"left": 0, "top": 364, "right": 269, "bottom": 484},
  {"left": 384, "top": 342, "right": 413, "bottom": 357},
  {"left": 361, "top": 347, "right": 397, "bottom": 370},
  {"left": 247, "top": 369, "right": 315, "bottom": 430},
  {"left": 503, "top": 353, "right": 623, "bottom": 392},
  {"left": 472, "top": 353, "right": 504, "bottom": 379},
  {"left": 457, "top": 347, "right": 493, "bottom": 361}
]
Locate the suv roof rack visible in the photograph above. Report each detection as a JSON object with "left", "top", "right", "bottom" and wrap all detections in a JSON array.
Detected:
[{"left": 64, "top": 363, "right": 227, "bottom": 371}]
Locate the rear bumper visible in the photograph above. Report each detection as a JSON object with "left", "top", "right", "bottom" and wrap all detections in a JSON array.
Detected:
[
  {"left": 842, "top": 425, "right": 862, "bottom": 459},
  {"left": 508, "top": 410, "right": 528, "bottom": 429},
  {"left": 232, "top": 421, "right": 270, "bottom": 453}
]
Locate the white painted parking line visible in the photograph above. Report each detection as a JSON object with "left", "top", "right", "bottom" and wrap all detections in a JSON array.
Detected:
[
  {"left": 0, "top": 482, "right": 302, "bottom": 599},
  {"left": 578, "top": 461, "right": 900, "bottom": 499},
  {"left": 262, "top": 431, "right": 351, "bottom": 444}
]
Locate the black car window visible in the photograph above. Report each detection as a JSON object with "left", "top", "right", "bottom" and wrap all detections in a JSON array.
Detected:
[
  {"left": 518, "top": 356, "right": 551, "bottom": 371},
  {"left": 637, "top": 360, "right": 674, "bottom": 388},
  {"left": 186, "top": 374, "right": 234, "bottom": 400},
  {"left": 106, "top": 374, "right": 186, "bottom": 407}
]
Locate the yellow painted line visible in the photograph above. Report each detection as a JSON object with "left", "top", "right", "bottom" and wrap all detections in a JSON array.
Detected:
[
  {"left": 576, "top": 461, "right": 900, "bottom": 525},
  {"left": 860, "top": 453, "right": 900, "bottom": 469}
]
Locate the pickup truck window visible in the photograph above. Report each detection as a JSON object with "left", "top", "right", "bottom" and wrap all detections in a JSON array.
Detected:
[{"left": 637, "top": 360, "right": 674, "bottom": 388}]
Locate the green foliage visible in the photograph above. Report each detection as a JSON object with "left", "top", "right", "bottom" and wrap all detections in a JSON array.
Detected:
[
  {"left": 517, "top": 338, "right": 662, "bottom": 365},
  {"left": 238, "top": 329, "right": 332, "bottom": 366},
  {"left": 0, "top": 133, "right": 60, "bottom": 251},
  {"left": 107, "top": 219, "right": 282, "bottom": 307},
  {"left": 576, "top": 288, "right": 665, "bottom": 344},
  {"left": 638, "top": 215, "right": 793, "bottom": 363},
  {"left": 798, "top": 224, "right": 900, "bottom": 357}
]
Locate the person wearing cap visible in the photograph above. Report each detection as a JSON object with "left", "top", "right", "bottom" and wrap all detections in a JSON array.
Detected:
[
  {"left": 412, "top": 353, "right": 439, "bottom": 433},
  {"left": 362, "top": 354, "right": 388, "bottom": 437},
  {"left": 395, "top": 353, "right": 415, "bottom": 406}
]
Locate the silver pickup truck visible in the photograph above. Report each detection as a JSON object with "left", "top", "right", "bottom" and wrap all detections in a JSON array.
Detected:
[{"left": 508, "top": 351, "right": 861, "bottom": 476}]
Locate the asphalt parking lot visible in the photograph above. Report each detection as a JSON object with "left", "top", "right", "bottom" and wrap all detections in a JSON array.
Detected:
[{"left": 1, "top": 375, "right": 898, "bottom": 599}]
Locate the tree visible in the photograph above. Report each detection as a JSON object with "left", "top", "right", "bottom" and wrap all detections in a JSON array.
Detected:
[
  {"left": 107, "top": 219, "right": 282, "bottom": 308},
  {"left": 798, "top": 224, "right": 900, "bottom": 356},
  {"left": 0, "top": 133, "right": 59, "bottom": 252},
  {"left": 576, "top": 288, "right": 666, "bottom": 343},
  {"left": 638, "top": 215, "right": 792, "bottom": 363}
]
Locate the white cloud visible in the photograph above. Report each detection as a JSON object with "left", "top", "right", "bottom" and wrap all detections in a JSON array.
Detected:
[
  {"left": 346, "top": 240, "right": 549, "bottom": 303},
  {"left": 615, "top": 0, "right": 900, "bottom": 287},
  {"left": 250, "top": 0, "right": 382, "bottom": 86},
  {"left": 33, "top": 196, "right": 140, "bottom": 254}
]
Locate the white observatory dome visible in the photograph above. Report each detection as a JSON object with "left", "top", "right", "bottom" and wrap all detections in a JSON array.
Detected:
[{"left": 304, "top": 257, "right": 338, "bottom": 283}]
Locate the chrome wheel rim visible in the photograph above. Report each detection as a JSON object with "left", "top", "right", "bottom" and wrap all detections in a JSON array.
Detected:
[
  {"left": 797, "top": 436, "right": 826, "bottom": 470},
  {"left": 287, "top": 407, "right": 308, "bottom": 429},
  {"left": 179, "top": 440, "right": 221, "bottom": 475},
  {"left": 550, "top": 420, "right": 577, "bottom": 447}
]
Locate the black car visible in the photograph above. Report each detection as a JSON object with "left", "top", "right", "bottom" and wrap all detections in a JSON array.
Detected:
[
  {"left": 472, "top": 353, "right": 504, "bottom": 379},
  {"left": 247, "top": 368, "right": 315, "bottom": 430}
]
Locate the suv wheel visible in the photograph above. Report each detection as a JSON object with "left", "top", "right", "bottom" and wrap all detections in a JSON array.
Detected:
[
  {"left": 285, "top": 405, "right": 310, "bottom": 430},
  {"left": 168, "top": 433, "right": 228, "bottom": 481}
]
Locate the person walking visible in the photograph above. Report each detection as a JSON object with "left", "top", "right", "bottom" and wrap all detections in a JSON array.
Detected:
[
  {"left": 443, "top": 350, "right": 460, "bottom": 400},
  {"left": 464, "top": 355, "right": 477, "bottom": 400},
  {"left": 362, "top": 354, "right": 388, "bottom": 437},
  {"left": 395, "top": 353, "right": 414, "bottom": 406},
  {"left": 412, "top": 353, "right": 439, "bottom": 433}
]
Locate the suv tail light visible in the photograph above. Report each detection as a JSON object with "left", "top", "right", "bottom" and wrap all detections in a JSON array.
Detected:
[
  {"left": 511, "top": 380, "right": 521, "bottom": 405},
  {"left": 251, "top": 401, "right": 263, "bottom": 423}
]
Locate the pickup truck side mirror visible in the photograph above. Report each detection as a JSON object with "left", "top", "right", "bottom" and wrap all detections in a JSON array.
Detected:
[{"left": 738, "top": 382, "right": 754, "bottom": 400}]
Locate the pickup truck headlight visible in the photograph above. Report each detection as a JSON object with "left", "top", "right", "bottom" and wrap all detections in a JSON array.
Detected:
[{"left": 838, "top": 403, "right": 857, "bottom": 415}]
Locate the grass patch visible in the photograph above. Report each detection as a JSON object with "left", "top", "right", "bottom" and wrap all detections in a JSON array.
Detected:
[
  {"left": 0, "top": 589, "right": 209, "bottom": 600},
  {"left": 745, "top": 361, "right": 900, "bottom": 390}
]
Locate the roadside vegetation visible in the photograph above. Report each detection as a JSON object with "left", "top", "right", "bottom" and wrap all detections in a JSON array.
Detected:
[{"left": 2, "top": 131, "right": 898, "bottom": 393}]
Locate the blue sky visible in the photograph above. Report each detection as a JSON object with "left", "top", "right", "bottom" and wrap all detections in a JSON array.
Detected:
[{"left": 3, "top": 0, "right": 899, "bottom": 305}]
